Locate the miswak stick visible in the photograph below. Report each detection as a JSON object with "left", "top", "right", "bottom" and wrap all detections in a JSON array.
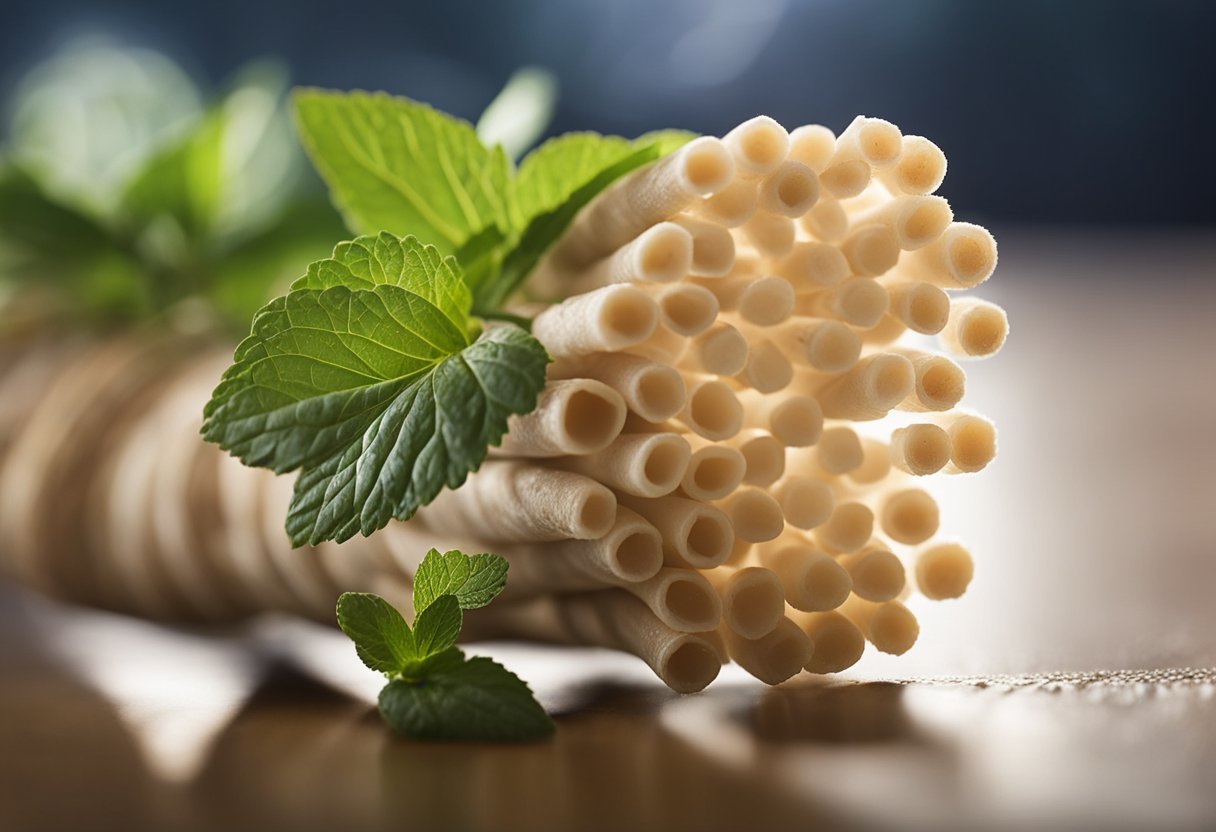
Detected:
[
  {"left": 831, "top": 116, "right": 903, "bottom": 168},
  {"left": 839, "top": 595, "right": 919, "bottom": 656},
  {"left": 0, "top": 338, "right": 144, "bottom": 598},
  {"left": 738, "top": 390, "right": 823, "bottom": 447},
  {"left": 940, "top": 297, "right": 1009, "bottom": 358},
  {"left": 787, "top": 124, "right": 836, "bottom": 172},
  {"left": 749, "top": 317, "right": 861, "bottom": 373},
  {"left": 626, "top": 322, "right": 686, "bottom": 363},
  {"left": 854, "top": 195, "right": 953, "bottom": 250},
  {"left": 773, "top": 476, "right": 836, "bottom": 531},
  {"left": 678, "top": 378, "right": 743, "bottom": 440},
  {"left": 464, "top": 591, "right": 724, "bottom": 694},
  {"left": 808, "top": 353, "right": 915, "bottom": 421},
  {"left": 757, "top": 536, "right": 853, "bottom": 612},
  {"left": 723, "top": 115, "right": 790, "bottom": 178},
  {"left": 548, "top": 352, "right": 686, "bottom": 423},
  {"left": 680, "top": 322, "right": 749, "bottom": 376},
  {"left": 717, "top": 486, "right": 785, "bottom": 543},
  {"left": 419, "top": 462, "right": 617, "bottom": 542},
  {"left": 543, "top": 136, "right": 734, "bottom": 269},
  {"left": 890, "top": 347, "right": 963, "bottom": 413},
  {"left": 814, "top": 502, "right": 875, "bottom": 554},
  {"left": 891, "top": 222, "right": 997, "bottom": 289},
  {"left": 679, "top": 443, "right": 746, "bottom": 501},
  {"left": 739, "top": 211, "right": 797, "bottom": 258},
  {"left": 626, "top": 567, "right": 723, "bottom": 632},
  {"left": 836, "top": 544, "right": 906, "bottom": 602},
  {"left": 733, "top": 338, "right": 793, "bottom": 394},
  {"left": 722, "top": 615, "right": 814, "bottom": 685},
  {"left": 890, "top": 423, "right": 951, "bottom": 475},
  {"left": 914, "top": 541, "right": 975, "bottom": 600},
  {"left": 819, "top": 158, "right": 871, "bottom": 199},
  {"left": 730, "top": 275, "right": 795, "bottom": 326},
  {"left": 858, "top": 314, "right": 911, "bottom": 346},
  {"left": 756, "top": 160, "right": 819, "bottom": 217},
  {"left": 796, "top": 277, "right": 890, "bottom": 328},
  {"left": 792, "top": 426, "right": 864, "bottom": 476},
  {"left": 671, "top": 214, "right": 737, "bottom": 276},
  {"left": 699, "top": 177, "right": 759, "bottom": 227},
  {"left": 439, "top": 506, "right": 665, "bottom": 594},
  {"left": 788, "top": 609, "right": 866, "bottom": 674},
  {"left": 800, "top": 195, "right": 849, "bottom": 242},
  {"left": 555, "top": 432, "right": 691, "bottom": 498},
  {"left": 650, "top": 283, "right": 719, "bottom": 336},
  {"left": 774, "top": 241, "right": 850, "bottom": 291},
  {"left": 874, "top": 134, "right": 947, "bottom": 195},
  {"left": 543, "top": 221, "right": 693, "bottom": 296},
  {"left": 879, "top": 488, "right": 940, "bottom": 545},
  {"left": 944, "top": 413, "right": 997, "bottom": 473},
  {"left": 616, "top": 494, "right": 735, "bottom": 569},
  {"left": 686, "top": 274, "right": 748, "bottom": 313},
  {"left": 840, "top": 223, "right": 901, "bottom": 276},
  {"left": 705, "top": 565, "right": 787, "bottom": 639},
  {"left": 727, "top": 429, "right": 786, "bottom": 487},
  {"left": 152, "top": 366, "right": 267, "bottom": 620},
  {"left": 887, "top": 281, "right": 950, "bottom": 334},
  {"left": 532, "top": 284, "right": 659, "bottom": 356},
  {"left": 495, "top": 379, "right": 626, "bottom": 457}
]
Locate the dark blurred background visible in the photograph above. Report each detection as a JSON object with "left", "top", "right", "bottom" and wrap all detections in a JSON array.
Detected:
[{"left": 2, "top": 0, "right": 1214, "bottom": 226}]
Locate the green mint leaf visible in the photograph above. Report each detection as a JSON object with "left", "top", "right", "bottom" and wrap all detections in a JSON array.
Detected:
[
  {"left": 202, "top": 232, "right": 549, "bottom": 545},
  {"left": 202, "top": 232, "right": 471, "bottom": 474},
  {"left": 413, "top": 549, "right": 509, "bottom": 613},
  {"left": 120, "top": 65, "right": 297, "bottom": 245},
  {"left": 402, "top": 645, "right": 465, "bottom": 680},
  {"left": 476, "top": 130, "right": 696, "bottom": 312},
  {"left": 452, "top": 223, "right": 509, "bottom": 298},
  {"left": 282, "top": 323, "right": 547, "bottom": 544},
  {"left": 378, "top": 656, "right": 554, "bottom": 741},
  {"left": 336, "top": 592, "right": 416, "bottom": 674},
  {"left": 0, "top": 162, "right": 118, "bottom": 260},
  {"left": 510, "top": 132, "right": 636, "bottom": 227},
  {"left": 511, "top": 129, "right": 695, "bottom": 229},
  {"left": 411, "top": 594, "right": 462, "bottom": 659},
  {"left": 293, "top": 89, "right": 511, "bottom": 255}
]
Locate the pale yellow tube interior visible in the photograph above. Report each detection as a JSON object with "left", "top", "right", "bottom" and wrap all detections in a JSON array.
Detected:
[{"left": 880, "top": 488, "right": 940, "bottom": 545}]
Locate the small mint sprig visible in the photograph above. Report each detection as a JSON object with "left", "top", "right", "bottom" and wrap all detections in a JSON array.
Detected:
[{"left": 336, "top": 548, "right": 554, "bottom": 742}]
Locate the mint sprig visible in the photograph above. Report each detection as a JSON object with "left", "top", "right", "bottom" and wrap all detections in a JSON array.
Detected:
[
  {"left": 0, "top": 47, "right": 344, "bottom": 329},
  {"left": 293, "top": 89, "right": 693, "bottom": 315},
  {"left": 206, "top": 90, "right": 694, "bottom": 548},
  {"left": 201, "top": 231, "right": 549, "bottom": 545},
  {"left": 293, "top": 89, "right": 513, "bottom": 257},
  {"left": 337, "top": 549, "right": 554, "bottom": 742}
]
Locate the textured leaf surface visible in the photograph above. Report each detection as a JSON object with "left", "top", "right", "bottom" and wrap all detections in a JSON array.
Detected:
[
  {"left": 413, "top": 549, "right": 509, "bottom": 613},
  {"left": 294, "top": 89, "right": 511, "bottom": 254},
  {"left": 411, "top": 594, "right": 462, "bottom": 659},
  {"left": 336, "top": 592, "right": 415, "bottom": 675},
  {"left": 202, "top": 232, "right": 548, "bottom": 544},
  {"left": 378, "top": 656, "right": 555, "bottom": 741}
]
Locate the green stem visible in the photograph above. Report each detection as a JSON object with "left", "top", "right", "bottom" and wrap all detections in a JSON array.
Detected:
[{"left": 476, "top": 310, "right": 533, "bottom": 331}]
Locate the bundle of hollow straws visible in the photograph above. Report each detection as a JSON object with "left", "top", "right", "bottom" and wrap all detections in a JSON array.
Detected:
[{"left": 0, "top": 116, "right": 1005, "bottom": 692}]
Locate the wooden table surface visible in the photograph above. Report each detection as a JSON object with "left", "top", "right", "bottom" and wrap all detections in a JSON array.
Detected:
[{"left": 2, "top": 229, "right": 1215, "bottom": 832}]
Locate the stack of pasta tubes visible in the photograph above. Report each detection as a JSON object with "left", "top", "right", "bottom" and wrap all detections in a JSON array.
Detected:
[{"left": 0, "top": 115, "right": 1005, "bottom": 693}]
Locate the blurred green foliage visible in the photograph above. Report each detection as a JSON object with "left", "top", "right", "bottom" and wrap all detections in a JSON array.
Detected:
[{"left": 0, "top": 40, "right": 346, "bottom": 331}]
